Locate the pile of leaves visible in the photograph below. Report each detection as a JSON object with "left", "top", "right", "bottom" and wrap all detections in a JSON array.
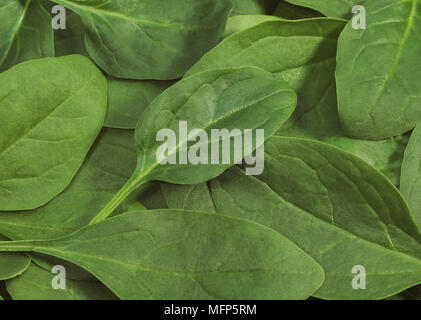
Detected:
[{"left": 0, "top": 0, "right": 421, "bottom": 300}]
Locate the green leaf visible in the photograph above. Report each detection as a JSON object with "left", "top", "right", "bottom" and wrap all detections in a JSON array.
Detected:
[
  {"left": 0, "top": 210, "right": 325, "bottom": 299},
  {"left": 6, "top": 263, "right": 117, "bottom": 300},
  {"left": 209, "top": 137, "right": 421, "bottom": 299},
  {"left": 0, "top": 128, "right": 140, "bottom": 241},
  {"left": 336, "top": 0, "right": 421, "bottom": 140},
  {"left": 401, "top": 125, "right": 421, "bottom": 227},
  {"left": 186, "top": 18, "right": 405, "bottom": 184},
  {"left": 0, "top": 235, "right": 30, "bottom": 281},
  {"left": 54, "top": 10, "right": 88, "bottom": 57},
  {"left": 224, "top": 15, "right": 281, "bottom": 37},
  {"left": 105, "top": 77, "right": 174, "bottom": 129},
  {"left": 0, "top": 55, "right": 107, "bottom": 211},
  {"left": 273, "top": 1, "right": 323, "bottom": 19},
  {"left": 283, "top": 0, "right": 365, "bottom": 18},
  {"left": 90, "top": 67, "right": 296, "bottom": 223},
  {"left": 51, "top": 0, "right": 232, "bottom": 80},
  {"left": 0, "top": 0, "right": 54, "bottom": 71},
  {"left": 230, "top": 0, "right": 279, "bottom": 16}
]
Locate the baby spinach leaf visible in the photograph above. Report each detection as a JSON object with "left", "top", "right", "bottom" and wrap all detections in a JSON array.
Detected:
[
  {"left": 105, "top": 78, "right": 174, "bottom": 129},
  {"left": 186, "top": 18, "right": 405, "bottom": 184},
  {"left": 0, "top": 55, "right": 107, "bottom": 211},
  {"left": 6, "top": 263, "right": 117, "bottom": 300},
  {"left": 91, "top": 67, "right": 296, "bottom": 223},
  {"left": 0, "top": 235, "right": 30, "bottom": 281},
  {"left": 283, "top": 0, "right": 365, "bottom": 18},
  {"left": 0, "top": 0, "right": 54, "bottom": 71},
  {"left": 209, "top": 137, "right": 421, "bottom": 299},
  {"left": 0, "top": 210, "right": 324, "bottom": 300},
  {"left": 224, "top": 15, "right": 281, "bottom": 37},
  {"left": 273, "top": 1, "right": 323, "bottom": 19},
  {"left": 0, "top": 128, "right": 141, "bottom": 241},
  {"left": 50, "top": 0, "right": 232, "bottom": 80},
  {"left": 230, "top": 0, "right": 279, "bottom": 16},
  {"left": 401, "top": 125, "right": 421, "bottom": 228},
  {"left": 336, "top": 0, "right": 421, "bottom": 140},
  {"left": 54, "top": 10, "right": 88, "bottom": 57}
]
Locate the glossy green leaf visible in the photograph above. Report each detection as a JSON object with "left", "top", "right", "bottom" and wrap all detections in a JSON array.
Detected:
[
  {"left": 230, "top": 0, "right": 279, "bottom": 16},
  {"left": 284, "top": 0, "right": 365, "bottom": 18},
  {"left": 51, "top": 0, "right": 232, "bottom": 80},
  {"left": 401, "top": 125, "right": 421, "bottom": 227},
  {"left": 90, "top": 67, "right": 296, "bottom": 223},
  {"left": 337, "top": 0, "right": 421, "bottom": 140},
  {"left": 105, "top": 78, "right": 174, "bottom": 129},
  {"left": 0, "top": 0, "right": 54, "bottom": 71},
  {"left": 0, "top": 235, "right": 30, "bottom": 281},
  {"left": 209, "top": 137, "right": 421, "bottom": 299},
  {"left": 0, "top": 128, "right": 141, "bottom": 241},
  {"left": 6, "top": 263, "right": 117, "bottom": 300},
  {"left": 224, "top": 15, "right": 281, "bottom": 37},
  {"left": 0, "top": 210, "right": 324, "bottom": 299},
  {"left": 186, "top": 18, "right": 406, "bottom": 184},
  {"left": 0, "top": 55, "right": 106, "bottom": 211}
]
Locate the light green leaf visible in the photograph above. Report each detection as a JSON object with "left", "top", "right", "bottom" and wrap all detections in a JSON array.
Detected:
[
  {"left": 0, "top": 0, "right": 54, "bottom": 71},
  {"left": 0, "top": 55, "right": 106, "bottom": 211},
  {"left": 401, "top": 125, "right": 421, "bottom": 227},
  {"left": 105, "top": 77, "right": 174, "bottom": 129},
  {"left": 90, "top": 67, "right": 296, "bottom": 223},
  {"left": 336, "top": 0, "right": 421, "bottom": 140},
  {"left": 0, "top": 128, "right": 140, "bottom": 241},
  {"left": 6, "top": 263, "right": 117, "bottom": 300},
  {"left": 51, "top": 0, "right": 232, "bottom": 80},
  {"left": 0, "top": 235, "right": 30, "bottom": 281},
  {"left": 224, "top": 15, "right": 281, "bottom": 37},
  {"left": 209, "top": 137, "right": 421, "bottom": 299},
  {"left": 0, "top": 210, "right": 325, "bottom": 300}
]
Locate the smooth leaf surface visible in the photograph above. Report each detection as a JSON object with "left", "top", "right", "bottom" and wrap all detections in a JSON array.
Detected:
[
  {"left": 6, "top": 263, "right": 117, "bottom": 300},
  {"left": 336, "top": 0, "right": 421, "bottom": 139},
  {"left": 230, "top": 0, "right": 279, "bottom": 16},
  {"left": 0, "top": 235, "right": 30, "bottom": 281},
  {"left": 0, "top": 0, "right": 54, "bottom": 71},
  {"left": 0, "top": 210, "right": 324, "bottom": 300},
  {"left": 209, "top": 137, "right": 421, "bottom": 299},
  {"left": 51, "top": 0, "right": 233, "bottom": 80},
  {"left": 186, "top": 19, "right": 406, "bottom": 184},
  {"left": 105, "top": 78, "right": 174, "bottom": 129},
  {"left": 224, "top": 15, "right": 281, "bottom": 37},
  {"left": 401, "top": 125, "right": 421, "bottom": 227},
  {"left": 0, "top": 55, "right": 107, "bottom": 211},
  {"left": 54, "top": 10, "right": 88, "bottom": 57},
  {"left": 0, "top": 128, "right": 142, "bottom": 241},
  {"left": 273, "top": 1, "right": 323, "bottom": 19},
  {"left": 284, "top": 0, "right": 365, "bottom": 18},
  {"left": 91, "top": 67, "right": 296, "bottom": 223}
]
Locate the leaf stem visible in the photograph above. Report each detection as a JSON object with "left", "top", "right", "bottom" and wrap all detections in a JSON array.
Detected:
[
  {"left": 89, "top": 172, "right": 147, "bottom": 225},
  {"left": 0, "top": 240, "right": 36, "bottom": 252}
]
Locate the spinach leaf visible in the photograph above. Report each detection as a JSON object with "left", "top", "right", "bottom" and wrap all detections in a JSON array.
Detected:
[
  {"left": 401, "top": 125, "right": 421, "bottom": 227},
  {"left": 186, "top": 18, "right": 406, "bottom": 184},
  {"left": 0, "top": 55, "right": 107, "bottom": 211},
  {"left": 0, "top": 0, "right": 54, "bottom": 71},
  {"left": 54, "top": 10, "right": 88, "bottom": 57},
  {"left": 105, "top": 78, "right": 174, "bottom": 129},
  {"left": 0, "top": 128, "right": 141, "bottom": 241},
  {"left": 6, "top": 263, "right": 117, "bottom": 300},
  {"left": 90, "top": 67, "right": 296, "bottom": 223},
  {"left": 0, "top": 210, "right": 324, "bottom": 299},
  {"left": 50, "top": 0, "right": 232, "bottom": 80},
  {"left": 209, "top": 137, "right": 421, "bottom": 299},
  {"left": 273, "top": 1, "right": 323, "bottom": 19},
  {"left": 0, "top": 235, "right": 30, "bottom": 281},
  {"left": 336, "top": 0, "right": 421, "bottom": 140},
  {"left": 283, "top": 0, "right": 365, "bottom": 18},
  {"left": 224, "top": 15, "right": 281, "bottom": 37},
  {"left": 230, "top": 0, "right": 279, "bottom": 16}
]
